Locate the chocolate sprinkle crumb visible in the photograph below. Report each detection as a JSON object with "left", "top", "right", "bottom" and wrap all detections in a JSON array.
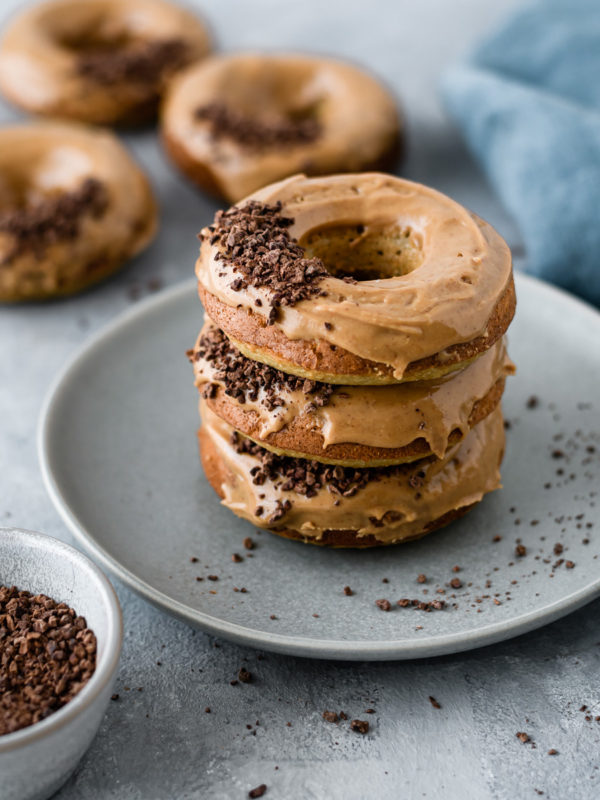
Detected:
[
  {"left": 195, "top": 325, "right": 333, "bottom": 410},
  {"left": 428, "top": 696, "right": 441, "bottom": 709},
  {"left": 0, "top": 178, "right": 108, "bottom": 265},
  {"left": 238, "top": 668, "right": 252, "bottom": 684},
  {"left": 0, "top": 585, "right": 97, "bottom": 735},
  {"left": 350, "top": 719, "right": 369, "bottom": 734},
  {"left": 248, "top": 784, "right": 267, "bottom": 799},
  {"left": 343, "top": 586, "right": 353, "bottom": 596},
  {"left": 202, "top": 200, "right": 329, "bottom": 323},
  {"left": 196, "top": 102, "right": 321, "bottom": 150},
  {"left": 77, "top": 38, "right": 189, "bottom": 85},
  {"left": 231, "top": 430, "right": 431, "bottom": 512}
]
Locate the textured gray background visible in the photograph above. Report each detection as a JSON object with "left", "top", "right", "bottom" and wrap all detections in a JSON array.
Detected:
[{"left": 1, "top": 1, "right": 599, "bottom": 798}]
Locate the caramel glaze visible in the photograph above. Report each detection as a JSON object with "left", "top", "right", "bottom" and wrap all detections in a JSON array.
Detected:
[
  {"left": 199, "top": 402, "right": 505, "bottom": 544},
  {"left": 197, "top": 173, "right": 514, "bottom": 381},
  {"left": 194, "top": 321, "right": 514, "bottom": 464}
]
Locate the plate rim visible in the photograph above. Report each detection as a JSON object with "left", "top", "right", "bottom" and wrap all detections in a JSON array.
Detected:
[{"left": 38, "top": 272, "right": 600, "bottom": 660}]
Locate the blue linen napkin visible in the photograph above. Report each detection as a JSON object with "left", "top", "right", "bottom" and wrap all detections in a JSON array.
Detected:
[{"left": 442, "top": 0, "right": 600, "bottom": 306}]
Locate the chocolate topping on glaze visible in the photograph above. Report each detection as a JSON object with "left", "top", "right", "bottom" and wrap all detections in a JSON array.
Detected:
[
  {"left": 194, "top": 324, "right": 333, "bottom": 410},
  {"left": 200, "top": 402, "right": 505, "bottom": 543},
  {"left": 202, "top": 200, "right": 329, "bottom": 323},
  {"left": 77, "top": 38, "right": 189, "bottom": 85},
  {"left": 197, "top": 174, "right": 514, "bottom": 378},
  {"left": 231, "top": 429, "right": 384, "bottom": 502},
  {"left": 195, "top": 102, "right": 322, "bottom": 149},
  {"left": 0, "top": 178, "right": 108, "bottom": 265}
]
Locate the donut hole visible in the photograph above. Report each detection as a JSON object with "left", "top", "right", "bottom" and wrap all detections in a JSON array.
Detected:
[{"left": 299, "top": 223, "right": 424, "bottom": 281}]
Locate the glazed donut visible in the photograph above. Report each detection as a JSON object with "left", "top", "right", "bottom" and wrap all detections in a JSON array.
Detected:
[
  {"left": 192, "top": 321, "right": 514, "bottom": 467},
  {"left": 0, "top": 0, "right": 212, "bottom": 125},
  {"left": 162, "top": 53, "right": 401, "bottom": 203},
  {"left": 196, "top": 173, "right": 516, "bottom": 385},
  {"left": 199, "top": 402, "right": 505, "bottom": 547},
  {"left": 0, "top": 122, "right": 157, "bottom": 301}
]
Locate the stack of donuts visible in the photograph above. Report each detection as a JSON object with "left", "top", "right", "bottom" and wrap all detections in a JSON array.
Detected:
[{"left": 193, "top": 172, "right": 516, "bottom": 547}]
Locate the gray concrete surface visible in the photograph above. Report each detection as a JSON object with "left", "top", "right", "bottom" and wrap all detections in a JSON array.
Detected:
[{"left": 1, "top": 1, "right": 599, "bottom": 798}]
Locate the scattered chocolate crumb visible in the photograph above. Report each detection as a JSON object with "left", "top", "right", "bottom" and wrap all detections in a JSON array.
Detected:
[
  {"left": 190, "top": 556, "right": 199, "bottom": 563},
  {"left": 565, "top": 561, "right": 575, "bottom": 569},
  {"left": 196, "top": 102, "right": 321, "bottom": 150},
  {"left": 231, "top": 553, "right": 243, "bottom": 563},
  {"left": 450, "top": 578, "right": 462, "bottom": 589},
  {"left": 417, "top": 574, "right": 427, "bottom": 584},
  {"left": 397, "top": 598, "right": 446, "bottom": 611},
  {"left": 238, "top": 668, "right": 252, "bottom": 684},
  {"left": 516, "top": 732, "right": 531, "bottom": 744},
  {"left": 207, "top": 575, "right": 219, "bottom": 581},
  {"left": 243, "top": 537, "right": 255, "bottom": 550},
  {"left": 451, "top": 565, "right": 461, "bottom": 573},
  {"left": 322, "top": 710, "right": 339, "bottom": 723},
  {"left": 343, "top": 586, "right": 353, "bottom": 596},
  {"left": 515, "top": 544, "right": 527, "bottom": 557},
  {"left": 493, "top": 535, "right": 502, "bottom": 542},
  {"left": 375, "top": 599, "right": 391, "bottom": 612},
  {"left": 269, "top": 614, "right": 277, "bottom": 620},
  {"left": 553, "top": 543, "right": 564, "bottom": 555},
  {"left": 350, "top": 719, "right": 369, "bottom": 735},
  {"left": 428, "top": 696, "right": 441, "bottom": 709},
  {"left": 339, "top": 711, "right": 348, "bottom": 720},
  {"left": 547, "top": 749, "right": 558, "bottom": 755},
  {"left": 111, "top": 694, "right": 119, "bottom": 701},
  {"left": 248, "top": 784, "right": 268, "bottom": 798},
  {"left": 365, "top": 708, "right": 375, "bottom": 714},
  {"left": 205, "top": 707, "right": 211, "bottom": 713},
  {"left": 526, "top": 396, "right": 539, "bottom": 409}
]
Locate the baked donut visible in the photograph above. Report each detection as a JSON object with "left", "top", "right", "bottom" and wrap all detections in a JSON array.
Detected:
[
  {"left": 0, "top": 0, "right": 212, "bottom": 125},
  {"left": 162, "top": 53, "right": 401, "bottom": 203},
  {"left": 0, "top": 122, "right": 157, "bottom": 301},
  {"left": 199, "top": 401, "right": 506, "bottom": 547},
  {"left": 196, "top": 173, "right": 516, "bottom": 384},
  {"left": 192, "top": 321, "right": 514, "bottom": 467}
]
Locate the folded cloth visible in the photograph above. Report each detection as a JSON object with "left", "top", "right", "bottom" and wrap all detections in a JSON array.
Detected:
[{"left": 442, "top": 0, "right": 600, "bottom": 305}]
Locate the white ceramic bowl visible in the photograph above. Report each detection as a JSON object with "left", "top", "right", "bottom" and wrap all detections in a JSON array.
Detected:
[{"left": 0, "top": 528, "right": 122, "bottom": 800}]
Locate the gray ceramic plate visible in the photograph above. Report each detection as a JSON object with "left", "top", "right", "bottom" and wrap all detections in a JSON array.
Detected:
[{"left": 38, "top": 273, "right": 600, "bottom": 660}]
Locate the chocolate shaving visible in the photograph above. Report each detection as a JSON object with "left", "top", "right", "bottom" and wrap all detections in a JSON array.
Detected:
[
  {"left": 0, "top": 178, "right": 108, "bottom": 265},
  {"left": 202, "top": 200, "right": 329, "bottom": 323},
  {"left": 195, "top": 325, "right": 333, "bottom": 410},
  {"left": 195, "top": 102, "right": 321, "bottom": 150},
  {"left": 230, "top": 429, "right": 431, "bottom": 524},
  {"left": 0, "top": 585, "right": 96, "bottom": 736},
  {"left": 77, "top": 38, "right": 189, "bottom": 85}
]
